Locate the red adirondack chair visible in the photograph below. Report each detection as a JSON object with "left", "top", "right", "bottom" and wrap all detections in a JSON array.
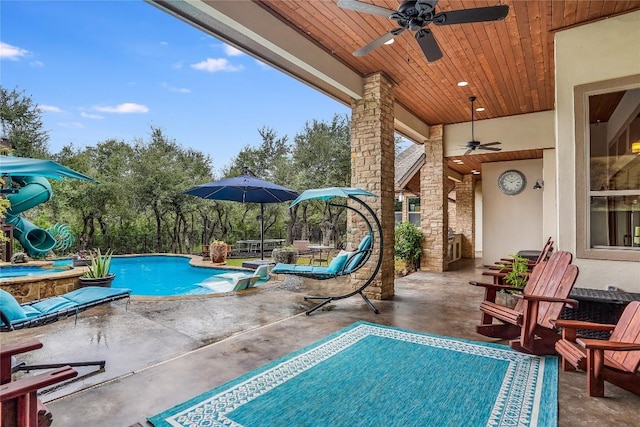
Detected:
[{"left": 553, "top": 301, "right": 640, "bottom": 397}]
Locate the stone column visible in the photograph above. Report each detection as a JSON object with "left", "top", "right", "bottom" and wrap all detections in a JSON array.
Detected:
[
  {"left": 420, "top": 125, "right": 448, "bottom": 272},
  {"left": 456, "top": 174, "right": 475, "bottom": 258},
  {"left": 350, "top": 73, "right": 395, "bottom": 299}
]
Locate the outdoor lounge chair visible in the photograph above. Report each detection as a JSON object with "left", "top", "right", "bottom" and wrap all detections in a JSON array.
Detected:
[
  {"left": 272, "top": 234, "right": 372, "bottom": 280},
  {"left": 470, "top": 250, "right": 579, "bottom": 355},
  {"left": 271, "top": 187, "right": 383, "bottom": 316},
  {"left": 552, "top": 301, "right": 640, "bottom": 397},
  {"left": 0, "top": 286, "right": 131, "bottom": 332},
  {"left": 218, "top": 264, "right": 271, "bottom": 284}
]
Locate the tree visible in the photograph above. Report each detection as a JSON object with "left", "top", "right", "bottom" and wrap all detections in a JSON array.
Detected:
[
  {"left": 291, "top": 114, "right": 351, "bottom": 244},
  {"left": 0, "top": 86, "right": 50, "bottom": 158}
]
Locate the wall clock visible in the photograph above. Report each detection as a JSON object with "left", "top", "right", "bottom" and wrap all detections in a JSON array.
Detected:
[{"left": 498, "top": 169, "right": 527, "bottom": 195}]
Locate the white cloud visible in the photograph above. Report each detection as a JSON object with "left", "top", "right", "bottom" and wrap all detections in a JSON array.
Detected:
[
  {"left": 30, "top": 61, "right": 44, "bottom": 67},
  {"left": 224, "top": 45, "right": 243, "bottom": 57},
  {"left": 81, "top": 111, "right": 104, "bottom": 119},
  {"left": 58, "top": 122, "right": 85, "bottom": 129},
  {"left": 0, "top": 42, "right": 29, "bottom": 60},
  {"left": 161, "top": 82, "right": 191, "bottom": 93},
  {"left": 191, "top": 58, "right": 242, "bottom": 73},
  {"left": 39, "top": 105, "right": 63, "bottom": 113},
  {"left": 93, "top": 103, "right": 149, "bottom": 114},
  {"left": 160, "top": 41, "right": 169, "bottom": 46}
]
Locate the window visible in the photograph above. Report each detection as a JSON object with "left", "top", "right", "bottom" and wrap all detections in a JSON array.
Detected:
[
  {"left": 576, "top": 75, "right": 640, "bottom": 261},
  {"left": 408, "top": 197, "right": 421, "bottom": 226}
]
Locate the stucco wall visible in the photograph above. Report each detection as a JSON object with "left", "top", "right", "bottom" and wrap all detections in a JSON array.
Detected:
[
  {"left": 443, "top": 110, "right": 554, "bottom": 157},
  {"left": 482, "top": 159, "right": 544, "bottom": 265},
  {"left": 555, "top": 10, "right": 640, "bottom": 292}
]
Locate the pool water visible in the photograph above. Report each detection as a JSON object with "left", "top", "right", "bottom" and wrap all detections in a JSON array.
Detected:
[
  {"left": 0, "top": 265, "right": 70, "bottom": 278},
  {"left": 16, "top": 256, "right": 267, "bottom": 297}
]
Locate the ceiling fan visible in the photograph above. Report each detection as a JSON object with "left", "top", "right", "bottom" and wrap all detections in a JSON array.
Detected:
[
  {"left": 337, "top": 0, "right": 509, "bottom": 62},
  {"left": 464, "top": 96, "right": 502, "bottom": 155}
]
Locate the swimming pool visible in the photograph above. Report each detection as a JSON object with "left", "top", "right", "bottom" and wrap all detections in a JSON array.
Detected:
[
  {"left": 10, "top": 256, "right": 268, "bottom": 297},
  {"left": 106, "top": 255, "right": 269, "bottom": 297}
]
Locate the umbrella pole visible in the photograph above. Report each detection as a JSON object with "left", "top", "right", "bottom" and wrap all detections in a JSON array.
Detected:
[{"left": 260, "top": 203, "right": 265, "bottom": 260}]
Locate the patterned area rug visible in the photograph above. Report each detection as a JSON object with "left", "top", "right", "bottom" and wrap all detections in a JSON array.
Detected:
[{"left": 149, "top": 322, "right": 557, "bottom": 427}]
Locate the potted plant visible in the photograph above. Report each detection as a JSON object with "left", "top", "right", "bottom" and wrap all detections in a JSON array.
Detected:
[
  {"left": 79, "top": 248, "right": 115, "bottom": 287},
  {"left": 496, "top": 254, "right": 529, "bottom": 308},
  {"left": 210, "top": 240, "right": 228, "bottom": 264},
  {"left": 272, "top": 246, "right": 299, "bottom": 264}
]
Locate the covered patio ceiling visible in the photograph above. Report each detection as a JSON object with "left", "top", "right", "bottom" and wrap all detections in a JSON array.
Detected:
[{"left": 147, "top": 0, "right": 640, "bottom": 177}]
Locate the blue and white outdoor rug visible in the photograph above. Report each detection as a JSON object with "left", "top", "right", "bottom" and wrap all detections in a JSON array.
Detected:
[{"left": 149, "top": 321, "right": 557, "bottom": 427}]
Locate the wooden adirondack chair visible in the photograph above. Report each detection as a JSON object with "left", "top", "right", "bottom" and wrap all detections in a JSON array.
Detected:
[
  {"left": 552, "top": 301, "right": 640, "bottom": 397},
  {"left": 482, "top": 237, "right": 554, "bottom": 284},
  {"left": 470, "top": 250, "right": 579, "bottom": 355},
  {"left": 0, "top": 340, "right": 77, "bottom": 427}
]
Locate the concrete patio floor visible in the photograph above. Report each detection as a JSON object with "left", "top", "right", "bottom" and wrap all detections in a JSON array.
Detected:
[{"left": 2, "top": 258, "right": 638, "bottom": 426}]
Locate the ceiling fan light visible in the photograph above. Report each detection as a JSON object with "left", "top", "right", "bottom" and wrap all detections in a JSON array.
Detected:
[
  {"left": 457, "top": 81, "right": 468, "bottom": 87},
  {"left": 384, "top": 38, "right": 395, "bottom": 45}
]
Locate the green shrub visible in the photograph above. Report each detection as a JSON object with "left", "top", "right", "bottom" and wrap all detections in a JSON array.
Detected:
[{"left": 394, "top": 221, "right": 423, "bottom": 269}]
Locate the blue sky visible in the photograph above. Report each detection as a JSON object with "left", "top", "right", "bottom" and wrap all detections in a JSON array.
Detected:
[{"left": 0, "top": 0, "right": 351, "bottom": 173}]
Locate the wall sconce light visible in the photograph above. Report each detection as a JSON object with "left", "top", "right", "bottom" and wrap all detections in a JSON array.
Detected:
[
  {"left": 632, "top": 141, "right": 640, "bottom": 154},
  {"left": 398, "top": 192, "right": 405, "bottom": 202},
  {"left": 533, "top": 179, "right": 544, "bottom": 190}
]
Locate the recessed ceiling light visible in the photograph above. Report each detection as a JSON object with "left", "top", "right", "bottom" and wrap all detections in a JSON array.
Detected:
[
  {"left": 384, "top": 39, "right": 394, "bottom": 45},
  {"left": 457, "top": 81, "right": 468, "bottom": 87},
  {"left": 472, "top": 170, "right": 481, "bottom": 175},
  {"left": 453, "top": 159, "right": 464, "bottom": 164},
  {"left": 475, "top": 107, "right": 485, "bottom": 112}
]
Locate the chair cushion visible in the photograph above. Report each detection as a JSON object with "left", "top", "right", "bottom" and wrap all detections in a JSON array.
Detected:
[
  {"left": 357, "top": 234, "right": 372, "bottom": 251},
  {"left": 326, "top": 253, "right": 349, "bottom": 274},
  {"left": 63, "top": 287, "right": 131, "bottom": 304},
  {"left": 29, "top": 297, "right": 77, "bottom": 314},
  {"left": 0, "top": 289, "right": 27, "bottom": 324}
]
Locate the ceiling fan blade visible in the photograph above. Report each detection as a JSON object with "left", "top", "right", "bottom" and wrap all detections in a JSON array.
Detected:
[
  {"left": 415, "top": 29, "right": 443, "bottom": 62},
  {"left": 432, "top": 5, "right": 509, "bottom": 25},
  {"left": 353, "top": 29, "right": 403, "bottom": 57},
  {"left": 480, "top": 141, "right": 502, "bottom": 147},
  {"left": 480, "top": 146, "right": 502, "bottom": 151},
  {"left": 463, "top": 148, "right": 473, "bottom": 156},
  {"left": 337, "top": 0, "right": 396, "bottom": 18}
]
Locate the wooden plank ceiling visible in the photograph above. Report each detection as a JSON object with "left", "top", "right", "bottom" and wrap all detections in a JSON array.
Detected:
[{"left": 255, "top": 1, "right": 640, "bottom": 177}]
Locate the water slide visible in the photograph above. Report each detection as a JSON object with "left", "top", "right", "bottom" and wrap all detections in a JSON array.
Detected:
[{"left": 4, "top": 176, "right": 57, "bottom": 257}]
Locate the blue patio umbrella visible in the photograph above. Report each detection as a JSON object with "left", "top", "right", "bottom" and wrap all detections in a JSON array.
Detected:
[{"left": 184, "top": 171, "right": 299, "bottom": 260}]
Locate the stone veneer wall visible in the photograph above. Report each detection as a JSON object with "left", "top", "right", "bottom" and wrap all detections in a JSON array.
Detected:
[
  {"left": 420, "top": 125, "right": 448, "bottom": 272},
  {"left": 456, "top": 174, "right": 475, "bottom": 258},
  {"left": 350, "top": 73, "right": 395, "bottom": 299},
  {"left": 1, "top": 271, "right": 83, "bottom": 303}
]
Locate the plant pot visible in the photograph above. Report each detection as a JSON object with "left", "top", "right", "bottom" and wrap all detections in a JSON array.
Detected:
[
  {"left": 272, "top": 248, "right": 299, "bottom": 264},
  {"left": 210, "top": 244, "right": 228, "bottom": 264},
  {"left": 496, "top": 291, "right": 519, "bottom": 309},
  {"left": 79, "top": 274, "right": 116, "bottom": 288}
]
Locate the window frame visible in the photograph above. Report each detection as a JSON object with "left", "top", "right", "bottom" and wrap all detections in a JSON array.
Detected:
[{"left": 575, "top": 74, "right": 640, "bottom": 262}]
